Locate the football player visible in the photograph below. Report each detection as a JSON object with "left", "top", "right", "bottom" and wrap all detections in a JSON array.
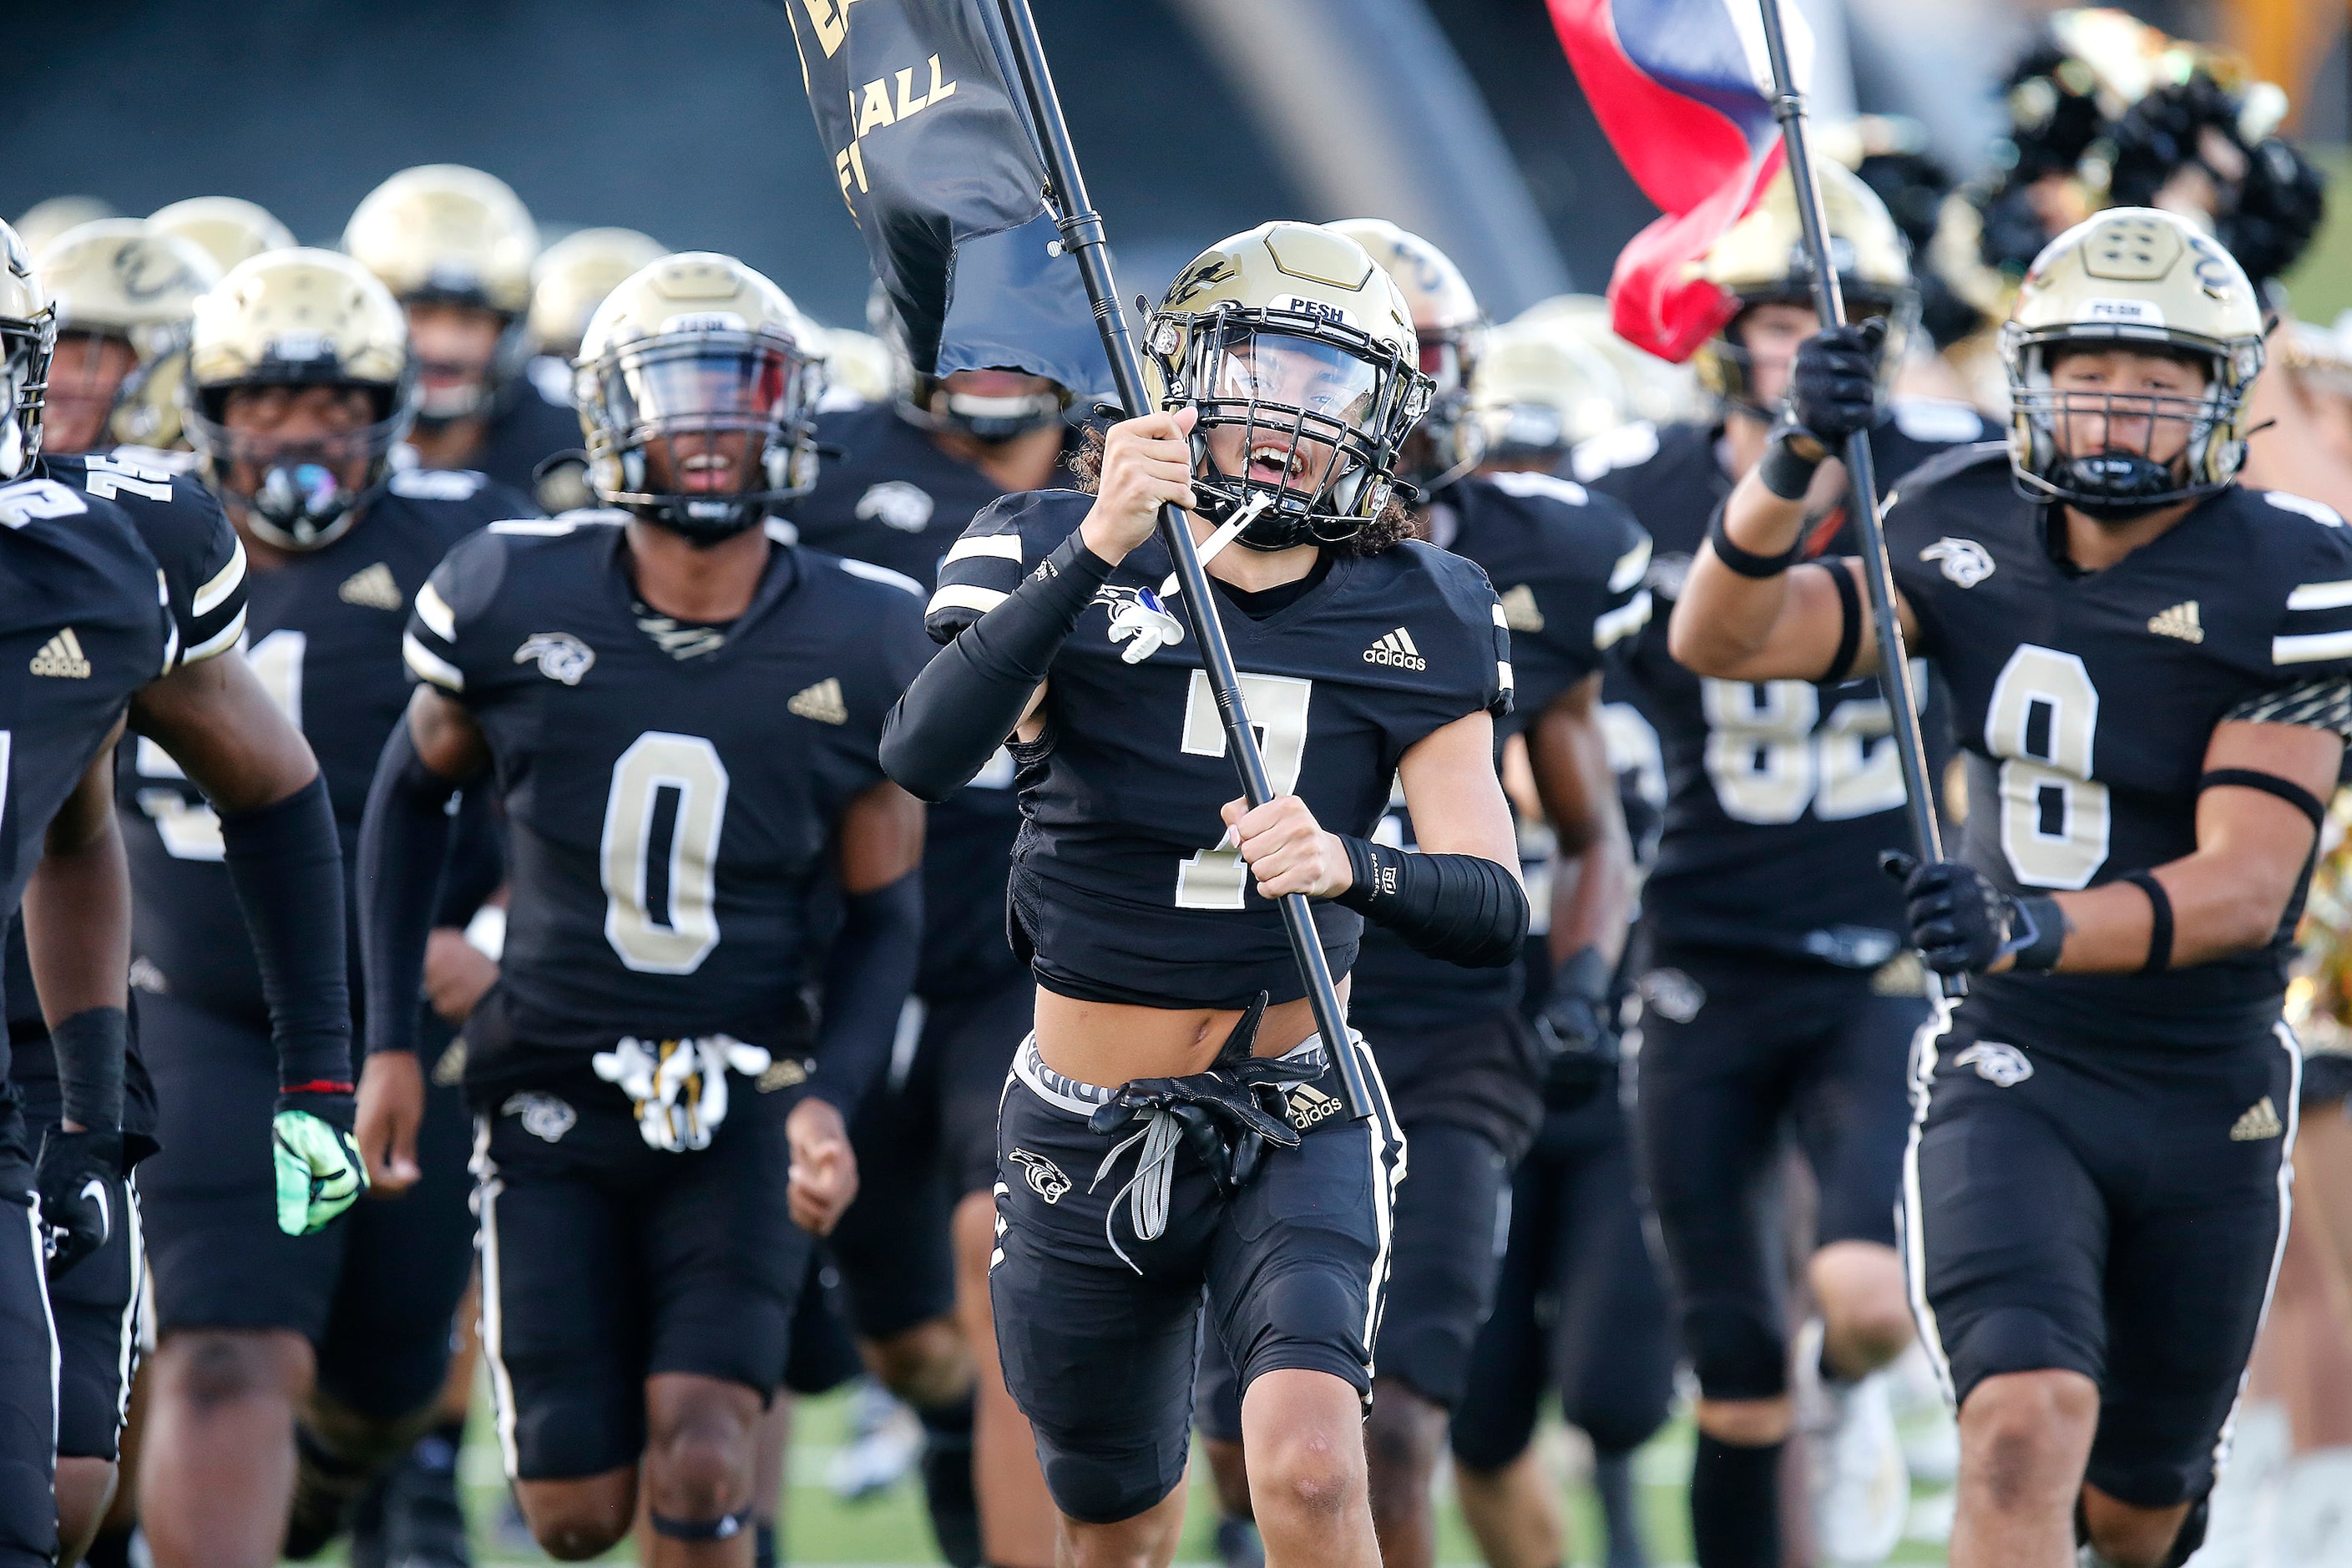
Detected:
[
  {"left": 357, "top": 252, "right": 928, "bottom": 1564},
  {"left": 0, "top": 217, "right": 360, "bottom": 1567},
  {"left": 1442, "top": 318, "right": 1677, "bottom": 1568},
  {"left": 886, "top": 221, "right": 1522, "bottom": 1568},
  {"left": 1672, "top": 205, "right": 2348, "bottom": 1568},
  {"left": 146, "top": 197, "right": 295, "bottom": 277},
  {"left": 1571, "top": 163, "right": 1988, "bottom": 1568},
  {"left": 344, "top": 165, "right": 578, "bottom": 495},
  {"left": 1185, "top": 218, "right": 1637, "bottom": 1568},
  {"left": 528, "top": 228, "right": 670, "bottom": 368},
  {"left": 122, "top": 247, "right": 527, "bottom": 1568},
  {"left": 31, "top": 220, "right": 219, "bottom": 460},
  {"left": 786, "top": 305, "right": 1082, "bottom": 1568}
]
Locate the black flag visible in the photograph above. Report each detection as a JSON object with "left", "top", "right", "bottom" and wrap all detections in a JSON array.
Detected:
[{"left": 786, "top": 0, "right": 1113, "bottom": 400}]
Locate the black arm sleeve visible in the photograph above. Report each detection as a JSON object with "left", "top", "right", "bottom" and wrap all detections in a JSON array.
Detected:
[
  {"left": 879, "top": 533, "right": 1115, "bottom": 802},
  {"left": 357, "top": 723, "right": 469, "bottom": 1058},
  {"left": 51, "top": 1007, "right": 128, "bottom": 1130},
  {"left": 432, "top": 787, "right": 506, "bottom": 928},
  {"left": 220, "top": 774, "right": 354, "bottom": 1091},
  {"left": 1332, "top": 837, "right": 1530, "bottom": 969},
  {"left": 802, "top": 868, "right": 923, "bottom": 1115}
]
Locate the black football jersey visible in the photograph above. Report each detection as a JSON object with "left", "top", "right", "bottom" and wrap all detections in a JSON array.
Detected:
[
  {"left": 0, "top": 463, "right": 224, "bottom": 1174},
  {"left": 118, "top": 467, "right": 529, "bottom": 1027},
  {"left": 1350, "top": 473, "right": 1652, "bottom": 1039},
  {"left": 1573, "top": 402, "right": 1986, "bottom": 965},
  {"left": 463, "top": 381, "right": 586, "bottom": 498},
  {"left": 929, "top": 489, "right": 1510, "bottom": 1011},
  {"left": 787, "top": 404, "right": 1085, "bottom": 998},
  {"left": 402, "top": 513, "right": 933, "bottom": 1092},
  {"left": 1884, "top": 446, "right": 2352, "bottom": 1047}
]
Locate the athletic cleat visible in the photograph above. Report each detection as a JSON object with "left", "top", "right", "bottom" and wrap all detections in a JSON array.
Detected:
[
  {"left": 1800, "top": 1323, "right": 1910, "bottom": 1565},
  {"left": 827, "top": 1377, "right": 922, "bottom": 1501},
  {"left": 377, "top": 1428, "right": 473, "bottom": 1568}
]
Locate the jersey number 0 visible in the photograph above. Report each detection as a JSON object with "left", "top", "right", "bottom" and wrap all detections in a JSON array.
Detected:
[{"left": 600, "top": 732, "right": 730, "bottom": 972}]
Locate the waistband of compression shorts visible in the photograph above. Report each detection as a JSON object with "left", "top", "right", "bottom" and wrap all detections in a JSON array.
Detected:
[{"left": 1013, "top": 1031, "right": 1344, "bottom": 1119}]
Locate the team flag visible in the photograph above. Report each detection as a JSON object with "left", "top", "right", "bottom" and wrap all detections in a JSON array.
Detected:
[
  {"left": 784, "top": 0, "right": 1113, "bottom": 401},
  {"left": 1547, "top": 0, "right": 1815, "bottom": 362}
]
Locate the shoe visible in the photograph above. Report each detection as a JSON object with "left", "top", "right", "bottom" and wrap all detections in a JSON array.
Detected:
[
  {"left": 1215, "top": 1515, "right": 1265, "bottom": 1568},
  {"left": 283, "top": 1426, "right": 371, "bottom": 1560},
  {"left": 379, "top": 1429, "right": 473, "bottom": 1568},
  {"left": 827, "top": 1377, "right": 922, "bottom": 1501},
  {"left": 1798, "top": 1323, "right": 1909, "bottom": 1565},
  {"left": 2278, "top": 1447, "right": 2352, "bottom": 1568}
]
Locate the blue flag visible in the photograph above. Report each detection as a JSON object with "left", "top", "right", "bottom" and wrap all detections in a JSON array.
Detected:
[{"left": 786, "top": 0, "right": 1114, "bottom": 402}]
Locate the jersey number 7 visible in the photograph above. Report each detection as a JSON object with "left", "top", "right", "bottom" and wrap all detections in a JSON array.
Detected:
[{"left": 1173, "top": 670, "right": 1313, "bottom": 911}]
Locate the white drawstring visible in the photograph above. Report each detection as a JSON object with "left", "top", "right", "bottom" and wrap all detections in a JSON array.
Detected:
[{"left": 1090, "top": 1110, "right": 1183, "bottom": 1274}]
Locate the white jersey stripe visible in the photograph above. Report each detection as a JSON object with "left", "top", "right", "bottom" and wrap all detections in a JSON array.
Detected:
[
  {"left": 929, "top": 584, "right": 1009, "bottom": 618},
  {"left": 192, "top": 537, "right": 248, "bottom": 617},
  {"left": 2273, "top": 629, "right": 2352, "bottom": 665},
  {"left": 414, "top": 581, "right": 458, "bottom": 643},
  {"left": 184, "top": 604, "right": 247, "bottom": 664},
  {"left": 943, "top": 534, "right": 1026, "bottom": 566},
  {"left": 1594, "top": 589, "right": 1653, "bottom": 651},
  {"left": 1609, "top": 535, "right": 1654, "bottom": 594},
  {"left": 402, "top": 632, "right": 465, "bottom": 691},
  {"left": 2287, "top": 579, "right": 2352, "bottom": 612}
]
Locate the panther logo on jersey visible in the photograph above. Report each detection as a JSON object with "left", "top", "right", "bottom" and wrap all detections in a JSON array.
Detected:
[
  {"left": 854, "top": 481, "right": 936, "bottom": 533},
  {"left": 513, "top": 631, "right": 595, "bottom": 685},
  {"left": 1095, "top": 584, "right": 1185, "bottom": 665},
  {"left": 1954, "top": 1042, "right": 2033, "bottom": 1087},
  {"left": 1009, "top": 1149, "right": 1072, "bottom": 1203},
  {"left": 1920, "top": 538, "right": 1995, "bottom": 589},
  {"left": 502, "top": 1092, "right": 578, "bottom": 1143}
]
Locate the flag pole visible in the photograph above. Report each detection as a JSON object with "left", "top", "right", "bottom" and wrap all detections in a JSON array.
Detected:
[
  {"left": 990, "top": 0, "right": 1377, "bottom": 1118},
  {"left": 1754, "top": 0, "right": 1954, "bottom": 996}
]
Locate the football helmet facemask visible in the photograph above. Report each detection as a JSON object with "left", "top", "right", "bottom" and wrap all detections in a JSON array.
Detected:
[
  {"left": 37, "top": 219, "right": 220, "bottom": 452},
  {"left": 344, "top": 164, "right": 538, "bottom": 425},
  {"left": 0, "top": 220, "right": 56, "bottom": 481},
  {"left": 1144, "top": 222, "right": 1431, "bottom": 552},
  {"left": 1328, "top": 218, "right": 1488, "bottom": 490},
  {"left": 1696, "top": 161, "right": 1919, "bottom": 417},
  {"left": 183, "top": 249, "right": 417, "bottom": 550},
  {"left": 2002, "top": 207, "right": 2264, "bottom": 518},
  {"left": 575, "top": 253, "right": 827, "bottom": 543}
]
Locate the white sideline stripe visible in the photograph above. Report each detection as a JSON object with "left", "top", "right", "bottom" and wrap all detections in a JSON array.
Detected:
[
  {"left": 2273, "top": 629, "right": 2352, "bottom": 665},
  {"left": 403, "top": 632, "right": 464, "bottom": 690},
  {"left": 1899, "top": 999, "right": 1957, "bottom": 1404},
  {"left": 473, "top": 1115, "right": 523, "bottom": 1480},
  {"left": 415, "top": 580, "right": 458, "bottom": 642},
  {"left": 928, "top": 584, "right": 1008, "bottom": 616},
  {"left": 192, "top": 537, "right": 248, "bottom": 616},
  {"left": 943, "top": 534, "right": 1024, "bottom": 565}
]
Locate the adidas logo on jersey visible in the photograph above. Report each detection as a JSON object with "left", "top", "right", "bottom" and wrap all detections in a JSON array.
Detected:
[
  {"left": 337, "top": 562, "right": 402, "bottom": 610},
  {"left": 788, "top": 678, "right": 847, "bottom": 725},
  {"left": 28, "top": 628, "right": 91, "bottom": 679},
  {"left": 1286, "top": 1081, "right": 1343, "bottom": 1131},
  {"left": 2229, "top": 1095, "right": 2284, "bottom": 1141},
  {"left": 2147, "top": 601, "right": 2204, "bottom": 644},
  {"left": 1498, "top": 584, "right": 1545, "bottom": 634},
  {"left": 1363, "top": 628, "right": 1426, "bottom": 670}
]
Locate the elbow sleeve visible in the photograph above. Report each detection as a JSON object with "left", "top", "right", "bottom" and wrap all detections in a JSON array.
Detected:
[
  {"left": 1332, "top": 838, "right": 1530, "bottom": 969},
  {"left": 357, "top": 724, "right": 465, "bottom": 1058},
  {"left": 220, "top": 774, "right": 353, "bottom": 1090},
  {"left": 881, "top": 534, "right": 1115, "bottom": 801},
  {"left": 805, "top": 869, "right": 923, "bottom": 1114}
]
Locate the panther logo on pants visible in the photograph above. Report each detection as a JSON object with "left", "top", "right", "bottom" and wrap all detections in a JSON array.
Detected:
[
  {"left": 1954, "top": 1042, "right": 2033, "bottom": 1087},
  {"left": 502, "top": 1091, "right": 578, "bottom": 1143},
  {"left": 1009, "top": 1148, "right": 1072, "bottom": 1203}
]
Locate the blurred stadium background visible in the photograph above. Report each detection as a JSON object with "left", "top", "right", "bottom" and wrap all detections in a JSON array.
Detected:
[{"left": 5, "top": 0, "right": 2347, "bottom": 1561}]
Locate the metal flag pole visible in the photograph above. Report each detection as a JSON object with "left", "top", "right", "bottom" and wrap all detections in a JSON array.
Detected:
[
  {"left": 1755, "top": 0, "right": 1954, "bottom": 997},
  {"left": 990, "top": 0, "right": 1377, "bottom": 1118}
]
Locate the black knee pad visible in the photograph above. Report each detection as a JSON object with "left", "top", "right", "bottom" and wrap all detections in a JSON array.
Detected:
[{"left": 1683, "top": 1302, "right": 1786, "bottom": 1401}]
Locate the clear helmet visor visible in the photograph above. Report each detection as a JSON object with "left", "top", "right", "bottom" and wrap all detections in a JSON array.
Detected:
[
  {"left": 582, "top": 330, "right": 824, "bottom": 529},
  {"left": 1195, "top": 325, "right": 1390, "bottom": 520}
]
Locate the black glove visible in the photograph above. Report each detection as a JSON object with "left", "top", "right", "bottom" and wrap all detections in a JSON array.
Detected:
[
  {"left": 1532, "top": 948, "right": 1619, "bottom": 1110},
  {"left": 1882, "top": 852, "right": 2061, "bottom": 976},
  {"left": 1088, "top": 1062, "right": 1313, "bottom": 1196},
  {"left": 1788, "top": 319, "right": 1885, "bottom": 446},
  {"left": 34, "top": 1127, "right": 123, "bottom": 1279}
]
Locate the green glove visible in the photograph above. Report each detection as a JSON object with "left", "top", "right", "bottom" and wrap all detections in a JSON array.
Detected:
[{"left": 272, "top": 1092, "right": 367, "bottom": 1236}]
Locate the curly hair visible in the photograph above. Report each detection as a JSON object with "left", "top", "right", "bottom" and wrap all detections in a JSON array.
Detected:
[{"left": 1066, "top": 422, "right": 1413, "bottom": 555}]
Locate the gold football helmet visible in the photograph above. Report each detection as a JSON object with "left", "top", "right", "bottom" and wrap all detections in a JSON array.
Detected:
[
  {"left": 1515, "top": 295, "right": 1708, "bottom": 426},
  {"left": 184, "top": 249, "right": 417, "bottom": 549},
  {"left": 14, "top": 197, "right": 115, "bottom": 258},
  {"left": 529, "top": 227, "right": 668, "bottom": 360},
  {"left": 0, "top": 219, "right": 55, "bottom": 480},
  {"left": 148, "top": 197, "right": 295, "bottom": 273},
  {"left": 38, "top": 220, "right": 221, "bottom": 452},
  {"left": 345, "top": 164, "right": 538, "bottom": 422},
  {"left": 819, "top": 326, "right": 895, "bottom": 408},
  {"left": 1328, "top": 219, "right": 1488, "bottom": 488},
  {"left": 1468, "top": 319, "right": 1630, "bottom": 464},
  {"left": 1694, "top": 161, "right": 1918, "bottom": 412},
  {"left": 2002, "top": 207, "right": 2264, "bottom": 513},
  {"left": 1143, "top": 222, "right": 1430, "bottom": 549},
  {"left": 575, "top": 253, "right": 827, "bottom": 540}
]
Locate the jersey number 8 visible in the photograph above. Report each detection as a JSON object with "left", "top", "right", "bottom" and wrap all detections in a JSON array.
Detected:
[
  {"left": 1985, "top": 644, "right": 2108, "bottom": 889},
  {"left": 1174, "top": 670, "right": 1313, "bottom": 910},
  {"left": 600, "top": 732, "right": 730, "bottom": 973}
]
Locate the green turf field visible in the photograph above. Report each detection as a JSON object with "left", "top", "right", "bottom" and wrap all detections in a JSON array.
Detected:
[{"left": 434, "top": 1379, "right": 1962, "bottom": 1566}]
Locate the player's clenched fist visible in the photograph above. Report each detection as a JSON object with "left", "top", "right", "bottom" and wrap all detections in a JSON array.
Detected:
[
  {"left": 1080, "top": 407, "right": 1197, "bottom": 563},
  {"left": 1222, "top": 793, "right": 1353, "bottom": 900}
]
